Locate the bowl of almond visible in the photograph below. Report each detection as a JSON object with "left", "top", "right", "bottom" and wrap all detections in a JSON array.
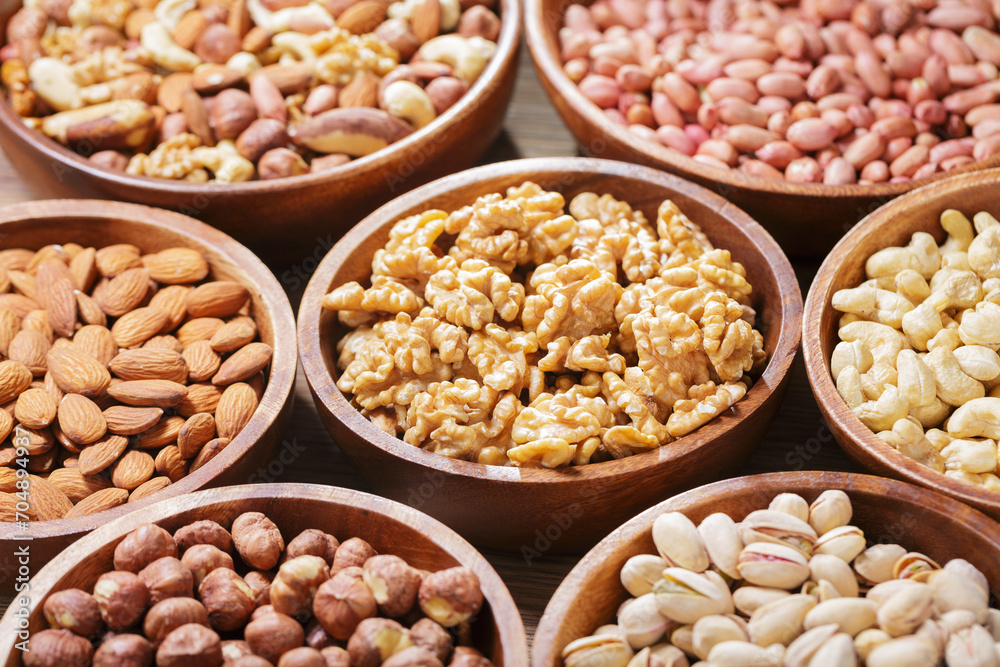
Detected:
[{"left": 0, "top": 199, "right": 296, "bottom": 593}]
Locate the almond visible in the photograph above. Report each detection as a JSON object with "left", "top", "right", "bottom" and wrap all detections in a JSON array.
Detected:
[
  {"left": 135, "top": 415, "right": 185, "bottom": 450},
  {"left": 108, "top": 380, "right": 189, "bottom": 407},
  {"left": 212, "top": 342, "right": 272, "bottom": 386},
  {"left": 110, "top": 348, "right": 189, "bottom": 384},
  {"left": 228, "top": 0, "right": 251, "bottom": 37},
  {"left": 103, "top": 405, "right": 164, "bottom": 435},
  {"left": 155, "top": 444, "right": 189, "bottom": 482},
  {"left": 148, "top": 285, "right": 194, "bottom": 332},
  {"left": 63, "top": 487, "right": 130, "bottom": 518},
  {"left": 0, "top": 409, "right": 12, "bottom": 442},
  {"left": 182, "top": 341, "right": 221, "bottom": 383},
  {"left": 178, "top": 383, "right": 223, "bottom": 417},
  {"left": 111, "top": 307, "right": 169, "bottom": 348},
  {"left": 27, "top": 474, "right": 74, "bottom": 520},
  {"left": 177, "top": 413, "right": 216, "bottom": 458},
  {"left": 255, "top": 63, "right": 315, "bottom": 94},
  {"left": 339, "top": 73, "right": 378, "bottom": 108},
  {"left": 9, "top": 329, "right": 50, "bottom": 376},
  {"left": 58, "top": 394, "right": 108, "bottom": 445},
  {"left": 21, "top": 310, "right": 53, "bottom": 342},
  {"left": 0, "top": 466, "right": 17, "bottom": 493},
  {"left": 14, "top": 387, "right": 57, "bottom": 429},
  {"left": 17, "top": 424, "right": 55, "bottom": 455},
  {"left": 76, "top": 291, "right": 108, "bottom": 327},
  {"left": 0, "top": 360, "right": 33, "bottom": 403},
  {"left": 411, "top": 0, "right": 441, "bottom": 43},
  {"left": 47, "top": 347, "right": 113, "bottom": 397},
  {"left": 0, "top": 293, "right": 40, "bottom": 318},
  {"left": 96, "top": 267, "right": 151, "bottom": 317},
  {"left": 48, "top": 467, "right": 114, "bottom": 503},
  {"left": 44, "top": 372, "right": 65, "bottom": 404},
  {"left": 26, "top": 246, "right": 69, "bottom": 274},
  {"left": 0, "top": 493, "right": 23, "bottom": 521},
  {"left": 0, "top": 248, "right": 33, "bottom": 273},
  {"left": 27, "top": 446, "right": 58, "bottom": 474},
  {"left": 215, "top": 382, "right": 257, "bottom": 439},
  {"left": 173, "top": 9, "right": 209, "bottom": 49},
  {"left": 0, "top": 271, "right": 8, "bottom": 293},
  {"left": 0, "top": 307, "right": 20, "bottom": 356},
  {"left": 209, "top": 317, "right": 256, "bottom": 352},
  {"left": 185, "top": 282, "right": 250, "bottom": 318},
  {"left": 158, "top": 73, "right": 196, "bottom": 114},
  {"left": 335, "top": 0, "right": 387, "bottom": 34},
  {"left": 95, "top": 244, "right": 142, "bottom": 277},
  {"left": 36, "top": 260, "right": 77, "bottom": 338},
  {"left": 129, "top": 476, "right": 171, "bottom": 502},
  {"left": 142, "top": 248, "right": 210, "bottom": 285},
  {"left": 144, "top": 335, "right": 183, "bottom": 353},
  {"left": 73, "top": 324, "right": 117, "bottom": 366},
  {"left": 8, "top": 270, "right": 37, "bottom": 299},
  {"left": 0, "top": 446, "right": 16, "bottom": 467},
  {"left": 177, "top": 318, "right": 225, "bottom": 348},
  {"left": 190, "top": 437, "right": 230, "bottom": 472},
  {"left": 69, "top": 246, "right": 98, "bottom": 292},
  {"left": 193, "top": 64, "right": 245, "bottom": 94},
  {"left": 52, "top": 421, "right": 81, "bottom": 454},
  {"left": 112, "top": 449, "right": 155, "bottom": 489},
  {"left": 78, "top": 433, "right": 129, "bottom": 475}
]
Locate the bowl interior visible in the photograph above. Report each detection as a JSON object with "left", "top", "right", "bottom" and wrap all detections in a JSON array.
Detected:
[{"left": 533, "top": 471, "right": 1000, "bottom": 666}]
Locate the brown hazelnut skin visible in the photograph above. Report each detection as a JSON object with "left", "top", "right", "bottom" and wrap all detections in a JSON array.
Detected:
[
  {"left": 410, "top": 618, "right": 453, "bottom": 663},
  {"left": 236, "top": 119, "right": 290, "bottom": 164},
  {"left": 277, "top": 646, "right": 326, "bottom": 667},
  {"left": 331, "top": 537, "right": 376, "bottom": 571},
  {"left": 251, "top": 604, "right": 276, "bottom": 620},
  {"left": 143, "top": 597, "right": 210, "bottom": 647},
  {"left": 362, "top": 555, "right": 421, "bottom": 618},
  {"left": 244, "top": 570, "right": 274, "bottom": 606},
  {"left": 92, "top": 633, "right": 153, "bottom": 667},
  {"left": 155, "top": 623, "right": 223, "bottom": 667},
  {"left": 244, "top": 611, "right": 305, "bottom": 663},
  {"left": 374, "top": 18, "right": 420, "bottom": 61},
  {"left": 457, "top": 5, "right": 500, "bottom": 41},
  {"left": 418, "top": 568, "right": 483, "bottom": 628},
  {"left": 174, "top": 520, "right": 233, "bottom": 553},
  {"left": 384, "top": 646, "right": 444, "bottom": 667},
  {"left": 231, "top": 656, "right": 273, "bottom": 667},
  {"left": 309, "top": 154, "right": 351, "bottom": 172},
  {"left": 194, "top": 23, "right": 241, "bottom": 64},
  {"left": 211, "top": 89, "right": 258, "bottom": 141},
  {"left": 93, "top": 570, "right": 151, "bottom": 632},
  {"left": 23, "top": 628, "right": 94, "bottom": 667},
  {"left": 312, "top": 566, "right": 376, "bottom": 641},
  {"left": 424, "top": 77, "right": 469, "bottom": 115},
  {"left": 285, "top": 529, "right": 339, "bottom": 566},
  {"left": 198, "top": 567, "right": 256, "bottom": 632},
  {"left": 232, "top": 512, "right": 285, "bottom": 570},
  {"left": 346, "top": 618, "right": 413, "bottom": 667},
  {"left": 139, "top": 556, "right": 194, "bottom": 604},
  {"left": 114, "top": 523, "right": 178, "bottom": 573},
  {"left": 89, "top": 151, "right": 129, "bottom": 171},
  {"left": 448, "top": 646, "right": 493, "bottom": 667},
  {"left": 320, "top": 646, "right": 349, "bottom": 667},
  {"left": 271, "top": 554, "right": 330, "bottom": 618},
  {"left": 42, "top": 588, "right": 103, "bottom": 637},
  {"left": 258, "top": 148, "right": 310, "bottom": 180},
  {"left": 181, "top": 544, "right": 235, "bottom": 586},
  {"left": 304, "top": 621, "right": 334, "bottom": 650}
]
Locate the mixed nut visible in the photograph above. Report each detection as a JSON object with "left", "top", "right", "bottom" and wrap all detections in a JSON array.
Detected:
[
  {"left": 563, "top": 489, "right": 1000, "bottom": 667},
  {"left": 23, "top": 512, "right": 492, "bottom": 667},
  {"left": 830, "top": 207, "right": 1000, "bottom": 491},
  {"left": 0, "top": 242, "right": 269, "bottom": 521},
  {"left": 0, "top": 0, "right": 501, "bottom": 182},
  {"left": 321, "top": 181, "right": 767, "bottom": 468},
  {"left": 560, "top": 0, "right": 1000, "bottom": 184}
]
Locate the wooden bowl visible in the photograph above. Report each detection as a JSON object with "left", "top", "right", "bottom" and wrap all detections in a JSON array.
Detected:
[
  {"left": 0, "top": 3, "right": 519, "bottom": 266},
  {"left": 0, "top": 199, "right": 297, "bottom": 593},
  {"left": 803, "top": 168, "right": 1000, "bottom": 520},
  {"left": 522, "top": 0, "right": 1000, "bottom": 258},
  {"left": 531, "top": 471, "right": 1000, "bottom": 666},
  {"left": 0, "top": 482, "right": 529, "bottom": 666},
  {"left": 298, "top": 157, "right": 802, "bottom": 552}
]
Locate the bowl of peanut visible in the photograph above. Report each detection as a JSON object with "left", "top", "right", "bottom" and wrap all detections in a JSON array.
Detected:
[
  {"left": 298, "top": 157, "right": 802, "bottom": 551},
  {"left": 0, "top": 198, "right": 296, "bottom": 594},
  {"left": 804, "top": 167, "right": 1000, "bottom": 522},
  {"left": 0, "top": 482, "right": 528, "bottom": 667},
  {"left": 524, "top": 0, "right": 1000, "bottom": 257},
  {"left": 0, "top": 0, "right": 518, "bottom": 263}
]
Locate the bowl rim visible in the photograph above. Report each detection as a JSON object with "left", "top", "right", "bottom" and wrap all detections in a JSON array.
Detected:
[
  {"left": 0, "top": 198, "right": 297, "bottom": 539},
  {"left": 802, "top": 167, "right": 1000, "bottom": 514},
  {"left": 297, "top": 156, "right": 803, "bottom": 485},
  {"left": 0, "top": 0, "right": 520, "bottom": 195},
  {"left": 0, "top": 482, "right": 530, "bottom": 665},
  {"left": 531, "top": 470, "right": 1000, "bottom": 667},
  {"left": 521, "top": 0, "right": 1000, "bottom": 199}
]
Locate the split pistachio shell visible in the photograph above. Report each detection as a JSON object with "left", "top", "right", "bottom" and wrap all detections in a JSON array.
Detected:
[
  {"left": 865, "top": 636, "right": 940, "bottom": 667},
  {"left": 867, "top": 579, "right": 924, "bottom": 606},
  {"left": 737, "top": 542, "right": 811, "bottom": 590},
  {"left": 785, "top": 623, "right": 840, "bottom": 667},
  {"left": 808, "top": 490, "right": 853, "bottom": 536},
  {"left": 697, "top": 513, "right": 743, "bottom": 580},
  {"left": 945, "top": 623, "right": 999, "bottom": 667},
  {"left": 691, "top": 614, "right": 748, "bottom": 660},
  {"left": 739, "top": 510, "right": 818, "bottom": 557},
  {"left": 654, "top": 568, "right": 734, "bottom": 624},
  {"left": 732, "top": 586, "right": 790, "bottom": 617},
  {"left": 944, "top": 559, "right": 990, "bottom": 597},
  {"left": 804, "top": 598, "right": 878, "bottom": 637},
  {"left": 769, "top": 493, "right": 810, "bottom": 522},
  {"left": 855, "top": 544, "right": 908, "bottom": 585},
  {"left": 813, "top": 525, "right": 866, "bottom": 562},
  {"left": 876, "top": 582, "right": 934, "bottom": 637},
  {"left": 707, "top": 640, "right": 783, "bottom": 667},
  {"left": 747, "top": 593, "right": 816, "bottom": 647},
  {"left": 894, "top": 552, "right": 941, "bottom": 582},
  {"left": 619, "top": 593, "right": 672, "bottom": 649},
  {"left": 563, "top": 626, "right": 635, "bottom": 667},
  {"left": 931, "top": 569, "right": 990, "bottom": 623},
  {"left": 809, "top": 554, "right": 860, "bottom": 598},
  {"left": 621, "top": 555, "right": 670, "bottom": 597},
  {"left": 855, "top": 628, "right": 893, "bottom": 662},
  {"left": 653, "top": 512, "right": 710, "bottom": 573},
  {"left": 811, "top": 632, "right": 859, "bottom": 667}
]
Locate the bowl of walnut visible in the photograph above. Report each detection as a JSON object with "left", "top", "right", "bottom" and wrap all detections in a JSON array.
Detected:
[
  {"left": 0, "top": 482, "right": 528, "bottom": 667},
  {"left": 0, "top": 0, "right": 519, "bottom": 263},
  {"left": 0, "top": 198, "right": 297, "bottom": 593},
  {"left": 804, "top": 167, "right": 1000, "bottom": 522},
  {"left": 298, "top": 157, "right": 803, "bottom": 551}
]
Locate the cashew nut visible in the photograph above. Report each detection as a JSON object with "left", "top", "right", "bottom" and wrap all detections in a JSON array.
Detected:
[
  {"left": 141, "top": 22, "right": 202, "bottom": 72},
  {"left": 897, "top": 349, "right": 936, "bottom": 408},
  {"left": 926, "top": 428, "right": 952, "bottom": 451},
  {"left": 417, "top": 34, "right": 496, "bottom": 84},
  {"left": 895, "top": 270, "right": 930, "bottom": 304},
  {"left": 389, "top": 0, "right": 460, "bottom": 30},
  {"left": 941, "top": 438, "right": 998, "bottom": 474},
  {"left": 272, "top": 31, "right": 317, "bottom": 63},
  {"left": 68, "top": 0, "right": 94, "bottom": 28},
  {"left": 941, "top": 251, "right": 971, "bottom": 271},
  {"left": 837, "top": 366, "right": 864, "bottom": 410},
  {"left": 940, "top": 209, "right": 975, "bottom": 254},
  {"left": 947, "top": 397, "right": 1000, "bottom": 439},
  {"left": 928, "top": 327, "right": 962, "bottom": 352},
  {"left": 853, "top": 385, "right": 909, "bottom": 432},
  {"left": 946, "top": 470, "right": 983, "bottom": 485},
  {"left": 901, "top": 301, "right": 941, "bottom": 351},
  {"left": 958, "top": 300, "right": 1000, "bottom": 350},
  {"left": 910, "top": 397, "right": 950, "bottom": 428},
  {"left": 832, "top": 286, "right": 913, "bottom": 328},
  {"left": 226, "top": 52, "right": 263, "bottom": 77},
  {"left": 28, "top": 58, "right": 82, "bottom": 111},
  {"left": 861, "top": 362, "right": 898, "bottom": 401},
  {"left": 953, "top": 346, "right": 1000, "bottom": 382},
  {"left": 968, "top": 225, "right": 1000, "bottom": 280},
  {"left": 191, "top": 143, "right": 254, "bottom": 183},
  {"left": 878, "top": 417, "right": 945, "bottom": 472},
  {"left": 839, "top": 321, "right": 906, "bottom": 368},
  {"left": 866, "top": 232, "right": 941, "bottom": 280},
  {"left": 926, "top": 270, "right": 983, "bottom": 311},
  {"left": 831, "top": 340, "right": 874, "bottom": 379},
  {"left": 380, "top": 80, "right": 436, "bottom": 129},
  {"left": 924, "top": 345, "right": 986, "bottom": 407},
  {"left": 974, "top": 211, "right": 1000, "bottom": 234},
  {"left": 154, "top": 0, "right": 196, "bottom": 32},
  {"left": 839, "top": 313, "right": 863, "bottom": 328}
]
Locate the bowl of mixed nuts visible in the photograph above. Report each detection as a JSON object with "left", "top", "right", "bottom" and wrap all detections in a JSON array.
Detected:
[
  {"left": 298, "top": 157, "right": 802, "bottom": 551},
  {"left": 524, "top": 0, "right": 1000, "bottom": 257},
  {"left": 532, "top": 471, "right": 1000, "bottom": 667},
  {"left": 804, "top": 167, "right": 1000, "bottom": 523},
  {"left": 0, "top": 198, "right": 296, "bottom": 593},
  {"left": 0, "top": 482, "right": 528, "bottom": 667},
  {"left": 0, "top": 0, "right": 519, "bottom": 263}
]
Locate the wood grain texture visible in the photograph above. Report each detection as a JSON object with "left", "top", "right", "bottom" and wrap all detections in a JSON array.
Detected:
[
  {"left": 532, "top": 471, "right": 1000, "bottom": 667},
  {"left": 0, "top": 483, "right": 529, "bottom": 666},
  {"left": 522, "top": 0, "right": 1000, "bottom": 258},
  {"left": 803, "top": 168, "right": 1000, "bottom": 521},
  {"left": 0, "top": 201, "right": 297, "bottom": 591},
  {"left": 298, "top": 157, "right": 803, "bottom": 551}
]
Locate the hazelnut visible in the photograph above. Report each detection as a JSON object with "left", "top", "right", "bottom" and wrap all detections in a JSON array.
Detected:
[
  {"left": 231, "top": 656, "right": 273, "bottom": 667},
  {"left": 139, "top": 556, "right": 194, "bottom": 604},
  {"left": 457, "top": 6, "right": 500, "bottom": 41},
  {"left": 181, "top": 544, "right": 235, "bottom": 586},
  {"left": 93, "top": 570, "right": 151, "bottom": 632},
  {"left": 143, "top": 597, "right": 210, "bottom": 646},
  {"left": 448, "top": 646, "right": 493, "bottom": 667},
  {"left": 384, "top": 646, "right": 444, "bottom": 667},
  {"left": 194, "top": 23, "right": 241, "bottom": 64},
  {"left": 302, "top": 85, "right": 340, "bottom": 116},
  {"left": 346, "top": 618, "right": 413, "bottom": 667},
  {"left": 251, "top": 604, "right": 276, "bottom": 620},
  {"left": 210, "top": 89, "right": 258, "bottom": 141},
  {"left": 198, "top": 567, "right": 256, "bottom": 632},
  {"left": 277, "top": 647, "right": 326, "bottom": 667},
  {"left": 22, "top": 628, "right": 93, "bottom": 667},
  {"left": 222, "top": 639, "right": 254, "bottom": 662},
  {"left": 362, "top": 555, "right": 421, "bottom": 618},
  {"left": 236, "top": 119, "right": 289, "bottom": 163},
  {"left": 286, "top": 529, "right": 339, "bottom": 565},
  {"left": 320, "top": 647, "right": 349, "bottom": 667},
  {"left": 271, "top": 554, "right": 330, "bottom": 618},
  {"left": 332, "top": 537, "right": 376, "bottom": 570},
  {"left": 304, "top": 621, "right": 334, "bottom": 649},
  {"left": 258, "top": 148, "right": 310, "bottom": 180},
  {"left": 418, "top": 568, "right": 483, "bottom": 628},
  {"left": 410, "top": 618, "right": 453, "bottom": 663},
  {"left": 312, "top": 566, "right": 376, "bottom": 640},
  {"left": 42, "top": 588, "right": 103, "bottom": 637},
  {"left": 424, "top": 77, "right": 469, "bottom": 115},
  {"left": 244, "top": 611, "right": 305, "bottom": 662},
  {"left": 174, "top": 520, "right": 233, "bottom": 553},
  {"left": 374, "top": 18, "right": 420, "bottom": 61},
  {"left": 309, "top": 154, "right": 351, "bottom": 172},
  {"left": 232, "top": 512, "right": 285, "bottom": 570},
  {"left": 244, "top": 570, "right": 274, "bottom": 606},
  {"left": 93, "top": 633, "right": 153, "bottom": 667},
  {"left": 114, "top": 523, "right": 178, "bottom": 572},
  {"left": 89, "top": 151, "right": 130, "bottom": 172},
  {"left": 155, "top": 623, "right": 223, "bottom": 667},
  {"left": 159, "top": 113, "right": 190, "bottom": 143}
]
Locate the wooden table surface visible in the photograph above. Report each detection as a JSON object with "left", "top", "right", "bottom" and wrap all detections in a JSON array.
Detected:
[{"left": 0, "top": 44, "right": 864, "bottom": 650}]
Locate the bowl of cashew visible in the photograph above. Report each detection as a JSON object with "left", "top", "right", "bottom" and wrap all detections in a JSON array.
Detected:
[
  {"left": 0, "top": 0, "right": 520, "bottom": 265},
  {"left": 804, "top": 167, "right": 1000, "bottom": 521}
]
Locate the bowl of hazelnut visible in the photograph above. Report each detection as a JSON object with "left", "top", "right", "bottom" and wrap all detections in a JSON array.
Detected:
[
  {"left": 0, "top": 482, "right": 528, "bottom": 667},
  {"left": 0, "top": 198, "right": 297, "bottom": 594},
  {"left": 524, "top": 0, "right": 1000, "bottom": 257},
  {"left": 0, "top": 0, "right": 518, "bottom": 263},
  {"left": 297, "top": 157, "right": 802, "bottom": 552}
]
